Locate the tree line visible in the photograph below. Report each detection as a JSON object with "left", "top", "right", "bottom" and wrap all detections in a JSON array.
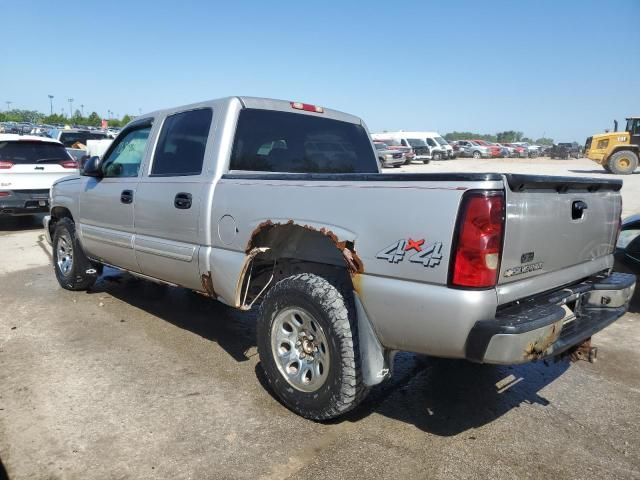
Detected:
[
  {"left": 0, "top": 109, "right": 132, "bottom": 128},
  {"left": 444, "top": 130, "right": 554, "bottom": 145}
]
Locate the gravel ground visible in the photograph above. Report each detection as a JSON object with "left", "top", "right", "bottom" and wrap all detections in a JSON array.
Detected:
[{"left": 0, "top": 157, "right": 638, "bottom": 480}]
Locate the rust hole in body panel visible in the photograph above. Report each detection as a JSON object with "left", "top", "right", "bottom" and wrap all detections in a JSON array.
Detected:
[
  {"left": 200, "top": 272, "right": 217, "bottom": 298},
  {"left": 246, "top": 220, "right": 365, "bottom": 276}
]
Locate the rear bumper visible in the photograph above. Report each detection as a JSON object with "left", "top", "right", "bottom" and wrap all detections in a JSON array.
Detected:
[
  {"left": 466, "top": 272, "right": 636, "bottom": 364},
  {"left": 0, "top": 190, "right": 50, "bottom": 216}
]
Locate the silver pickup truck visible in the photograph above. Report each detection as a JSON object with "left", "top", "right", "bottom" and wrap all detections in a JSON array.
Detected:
[{"left": 44, "top": 97, "right": 636, "bottom": 420}]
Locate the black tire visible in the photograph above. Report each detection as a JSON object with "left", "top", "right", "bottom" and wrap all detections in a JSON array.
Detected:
[
  {"left": 52, "top": 217, "right": 100, "bottom": 291},
  {"left": 608, "top": 150, "right": 639, "bottom": 175},
  {"left": 473, "top": 151, "right": 481, "bottom": 159},
  {"left": 433, "top": 152, "right": 442, "bottom": 161},
  {"left": 603, "top": 164, "right": 612, "bottom": 173},
  {"left": 422, "top": 158, "right": 430, "bottom": 164},
  {"left": 257, "top": 273, "right": 368, "bottom": 420},
  {"left": 378, "top": 156, "right": 385, "bottom": 169}
]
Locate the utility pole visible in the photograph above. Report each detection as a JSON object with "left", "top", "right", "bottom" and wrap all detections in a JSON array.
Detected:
[
  {"left": 68, "top": 98, "right": 74, "bottom": 117},
  {"left": 48, "top": 95, "right": 54, "bottom": 115},
  {"left": 5, "top": 101, "right": 12, "bottom": 111},
  {"left": 80, "top": 104, "right": 84, "bottom": 116}
]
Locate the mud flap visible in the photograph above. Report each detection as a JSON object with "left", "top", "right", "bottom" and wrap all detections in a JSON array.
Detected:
[{"left": 354, "top": 293, "right": 391, "bottom": 386}]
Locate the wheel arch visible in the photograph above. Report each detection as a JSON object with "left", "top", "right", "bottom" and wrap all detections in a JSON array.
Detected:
[
  {"left": 235, "top": 221, "right": 364, "bottom": 307},
  {"left": 49, "top": 206, "right": 74, "bottom": 238}
]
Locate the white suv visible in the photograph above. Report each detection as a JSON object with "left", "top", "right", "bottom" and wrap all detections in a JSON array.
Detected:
[{"left": 0, "top": 134, "right": 78, "bottom": 216}]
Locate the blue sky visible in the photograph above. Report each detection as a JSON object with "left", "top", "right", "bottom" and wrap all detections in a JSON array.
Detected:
[{"left": 1, "top": 0, "right": 638, "bottom": 141}]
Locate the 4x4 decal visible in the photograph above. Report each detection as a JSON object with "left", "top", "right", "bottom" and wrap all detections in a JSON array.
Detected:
[{"left": 376, "top": 239, "right": 443, "bottom": 268}]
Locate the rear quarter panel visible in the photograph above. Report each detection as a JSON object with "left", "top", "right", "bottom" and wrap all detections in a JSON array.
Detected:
[{"left": 205, "top": 175, "right": 504, "bottom": 356}]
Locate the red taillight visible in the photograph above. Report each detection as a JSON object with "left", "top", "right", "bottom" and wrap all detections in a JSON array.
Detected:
[
  {"left": 60, "top": 160, "right": 78, "bottom": 169},
  {"left": 0, "top": 191, "right": 10, "bottom": 197},
  {"left": 451, "top": 191, "right": 505, "bottom": 288},
  {"left": 0, "top": 161, "right": 14, "bottom": 169},
  {"left": 290, "top": 101, "right": 324, "bottom": 113}
]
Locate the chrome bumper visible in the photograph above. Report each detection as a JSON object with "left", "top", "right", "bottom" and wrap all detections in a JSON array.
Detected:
[{"left": 466, "top": 272, "right": 636, "bottom": 364}]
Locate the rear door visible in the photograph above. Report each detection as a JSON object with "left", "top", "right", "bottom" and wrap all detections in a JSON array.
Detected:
[
  {"left": 0, "top": 139, "right": 78, "bottom": 191},
  {"left": 78, "top": 120, "right": 153, "bottom": 271},
  {"left": 133, "top": 107, "right": 213, "bottom": 290},
  {"left": 498, "top": 175, "right": 621, "bottom": 291}
]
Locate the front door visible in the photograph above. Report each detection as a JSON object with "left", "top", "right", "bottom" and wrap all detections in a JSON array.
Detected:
[
  {"left": 78, "top": 122, "right": 153, "bottom": 272},
  {"left": 134, "top": 108, "right": 213, "bottom": 290}
]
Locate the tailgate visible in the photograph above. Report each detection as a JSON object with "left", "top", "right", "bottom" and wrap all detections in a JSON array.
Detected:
[
  {"left": 499, "top": 174, "right": 622, "bottom": 289},
  {"left": 1, "top": 164, "right": 77, "bottom": 190}
]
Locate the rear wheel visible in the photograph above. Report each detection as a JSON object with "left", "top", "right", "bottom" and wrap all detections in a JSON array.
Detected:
[
  {"left": 432, "top": 152, "right": 442, "bottom": 161},
  {"left": 473, "top": 151, "right": 481, "bottom": 159},
  {"left": 608, "top": 150, "right": 639, "bottom": 175},
  {"left": 257, "top": 273, "right": 368, "bottom": 420},
  {"left": 53, "top": 218, "right": 100, "bottom": 291}
]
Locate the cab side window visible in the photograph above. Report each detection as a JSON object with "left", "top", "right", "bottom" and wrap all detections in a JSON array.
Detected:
[
  {"left": 102, "top": 126, "right": 152, "bottom": 178},
  {"left": 151, "top": 108, "right": 213, "bottom": 177}
]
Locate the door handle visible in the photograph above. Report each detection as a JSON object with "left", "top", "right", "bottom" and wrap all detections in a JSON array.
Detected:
[
  {"left": 121, "top": 190, "right": 134, "bottom": 204},
  {"left": 174, "top": 192, "right": 192, "bottom": 209}
]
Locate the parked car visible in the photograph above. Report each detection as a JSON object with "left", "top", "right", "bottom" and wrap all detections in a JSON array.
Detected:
[
  {"left": 369, "top": 136, "right": 415, "bottom": 164},
  {"left": 548, "top": 142, "right": 582, "bottom": 159},
  {"left": 512, "top": 142, "right": 541, "bottom": 158},
  {"left": 401, "top": 132, "right": 453, "bottom": 160},
  {"left": 503, "top": 143, "right": 528, "bottom": 158},
  {"left": 373, "top": 142, "right": 405, "bottom": 168},
  {"left": 371, "top": 132, "right": 430, "bottom": 163},
  {"left": 494, "top": 143, "right": 512, "bottom": 157},
  {"left": 453, "top": 140, "right": 491, "bottom": 158},
  {"left": 0, "top": 134, "right": 78, "bottom": 216},
  {"left": 472, "top": 140, "right": 503, "bottom": 157},
  {"left": 48, "top": 128, "right": 110, "bottom": 148},
  {"left": 44, "top": 96, "right": 635, "bottom": 421}
]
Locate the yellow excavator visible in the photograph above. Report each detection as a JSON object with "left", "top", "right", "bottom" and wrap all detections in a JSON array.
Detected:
[{"left": 585, "top": 117, "right": 640, "bottom": 174}]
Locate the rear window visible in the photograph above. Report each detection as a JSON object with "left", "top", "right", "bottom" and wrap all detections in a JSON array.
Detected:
[
  {"left": 230, "top": 109, "right": 377, "bottom": 173},
  {"left": 59, "top": 131, "right": 109, "bottom": 147},
  {"left": 0, "top": 141, "right": 70, "bottom": 164}
]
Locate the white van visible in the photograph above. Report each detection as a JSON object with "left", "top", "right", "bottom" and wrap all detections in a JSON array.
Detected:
[
  {"left": 371, "top": 132, "right": 431, "bottom": 163},
  {"left": 398, "top": 131, "right": 454, "bottom": 160}
]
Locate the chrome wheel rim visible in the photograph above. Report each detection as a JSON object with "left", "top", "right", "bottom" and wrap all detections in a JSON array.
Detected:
[
  {"left": 271, "top": 307, "right": 330, "bottom": 392},
  {"left": 56, "top": 233, "right": 74, "bottom": 276}
]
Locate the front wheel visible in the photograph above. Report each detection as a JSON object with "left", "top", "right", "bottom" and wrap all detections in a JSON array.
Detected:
[
  {"left": 53, "top": 218, "right": 100, "bottom": 291},
  {"left": 608, "top": 150, "right": 639, "bottom": 175},
  {"left": 473, "top": 151, "right": 481, "bottom": 159},
  {"left": 257, "top": 273, "right": 368, "bottom": 420},
  {"left": 432, "top": 152, "right": 442, "bottom": 161}
]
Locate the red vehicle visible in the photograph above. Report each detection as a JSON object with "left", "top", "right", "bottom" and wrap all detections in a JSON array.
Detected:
[
  {"left": 472, "top": 139, "right": 502, "bottom": 157},
  {"left": 503, "top": 143, "right": 528, "bottom": 158}
]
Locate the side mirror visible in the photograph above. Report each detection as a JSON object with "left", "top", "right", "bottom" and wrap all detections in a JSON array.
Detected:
[{"left": 82, "top": 156, "right": 103, "bottom": 177}]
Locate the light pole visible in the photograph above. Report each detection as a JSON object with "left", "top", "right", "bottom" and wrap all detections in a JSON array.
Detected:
[
  {"left": 5, "top": 101, "right": 12, "bottom": 111},
  {"left": 48, "top": 95, "right": 54, "bottom": 115},
  {"left": 68, "top": 98, "right": 74, "bottom": 117},
  {"left": 80, "top": 104, "right": 84, "bottom": 116}
]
